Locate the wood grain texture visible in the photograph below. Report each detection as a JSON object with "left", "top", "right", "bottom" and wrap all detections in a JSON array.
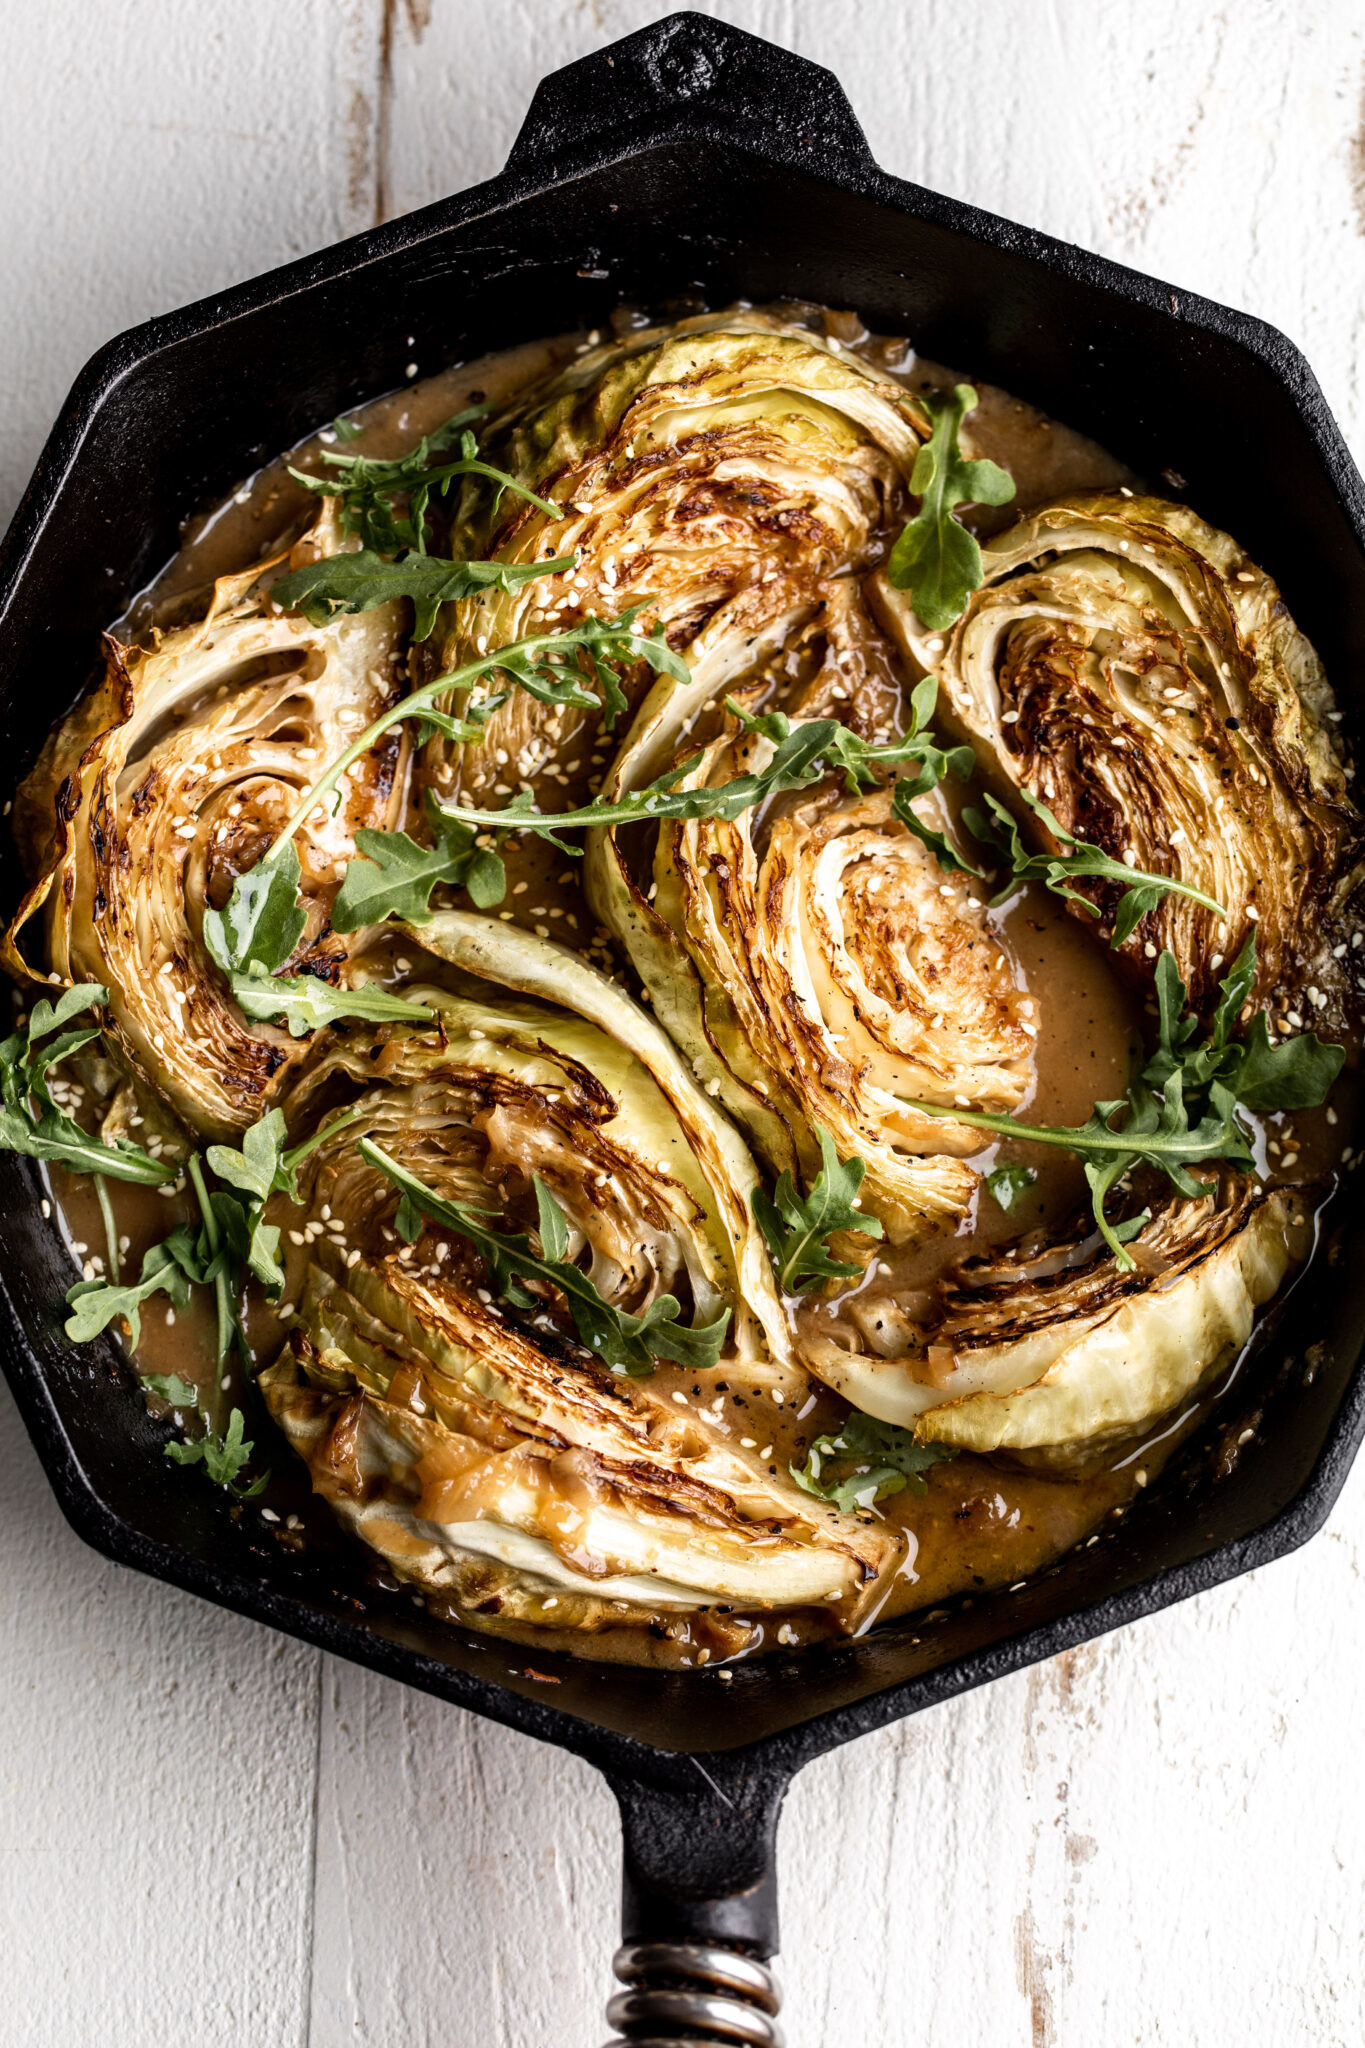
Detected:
[{"left": 2, "top": 4, "right": 1365, "bottom": 2043}]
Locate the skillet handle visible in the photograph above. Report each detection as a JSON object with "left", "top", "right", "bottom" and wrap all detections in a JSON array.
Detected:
[
  {"left": 502, "top": 11, "right": 876, "bottom": 192},
  {"left": 601, "top": 1769, "right": 787, "bottom": 2046}
]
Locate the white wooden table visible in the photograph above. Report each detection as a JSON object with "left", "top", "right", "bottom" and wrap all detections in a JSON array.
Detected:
[{"left": 3, "top": 5, "right": 1365, "bottom": 2042}]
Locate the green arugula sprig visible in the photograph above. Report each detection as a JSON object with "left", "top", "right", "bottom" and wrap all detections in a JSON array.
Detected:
[
  {"left": 205, "top": 610, "right": 688, "bottom": 1011},
  {"left": 165, "top": 1406, "right": 268, "bottom": 1499},
  {"left": 886, "top": 384, "right": 1016, "bottom": 631},
  {"left": 965, "top": 787, "right": 1226, "bottom": 947},
  {"left": 289, "top": 406, "right": 560, "bottom": 557},
  {"left": 984, "top": 1162, "right": 1037, "bottom": 1212},
  {"left": 136, "top": 1365, "right": 268, "bottom": 1498},
  {"left": 333, "top": 791, "right": 506, "bottom": 930},
  {"left": 359, "top": 1139, "right": 730, "bottom": 1377},
  {"left": 135, "top": 1370, "right": 270, "bottom": 1500},
  {"left": 65, "top": 1235, "right": 200, "bottom": 1346},
  {"left": 65, "top": 1107, "right": 361, "bottom": 1365},
  {"left": 428, "top": 676, "right": 978, "bottom": 881},
  {"left": 909, "top": 937, "right": 1343, "bottom": 1269},
  {"left": 139, "top": 1371, "right": 200, "bottom": 1406},
  {"left": 792, "top": 1410, "right": 956, "bottom": 1514},
  {"left": 229, "top": 969, "right": 436, "bottom": 1041},
  {"left": 201, "top": 840, "right": 437, "bottom": 1036},
  {"left": 753, "top": 1128, "right": 884, "bottom": 1292},
  {"left": 271, "top": 550, "right": 574, "bottom": 642},
  {"left": 0, "top": 985, "right": 177, "bottom": 1186}
]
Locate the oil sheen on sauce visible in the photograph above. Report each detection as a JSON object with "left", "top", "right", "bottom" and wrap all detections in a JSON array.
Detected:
[{"left": 43, "top": 302, "right": 1341, "bottom": 1669}]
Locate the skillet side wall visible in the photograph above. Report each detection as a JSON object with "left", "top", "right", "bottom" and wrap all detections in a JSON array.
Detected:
[{"left": 1, "top": 77, "right": 1364, "bottom": 1775}]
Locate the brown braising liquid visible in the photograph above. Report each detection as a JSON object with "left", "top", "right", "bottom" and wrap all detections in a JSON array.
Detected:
[{"left": 40, "top": 303, "right": 1347, "bottom": 1666}]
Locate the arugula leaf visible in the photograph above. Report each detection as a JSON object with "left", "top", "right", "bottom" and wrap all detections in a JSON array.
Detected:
[
  {"left": 204, "top": 1109, "right": 291, "bottom": 1293},
  {"left": 753, "top": 1129, "right": 884, "bottom": 1292},
  {"left": 912, "top": 1074, "right": 1250, "bottom": 1267},
  {"left": 490, "top": 605, "right": 689, "bottom": 722},
  {"left": 203, "top": 841, "right": 307, "bottom": 980},
  {"left": 407, "top": 692, "right": 511, "bottom": 749},
  {"left": 333, "top": 794, "right": 506, "bottom": 931},
  {"left": 792, "top": 1410, "right": 956, "bottom": 1513},
  {"left": 432, "top": 679, "right": 977, "bottom": 876},
  {"left": 0, "top": 984, "right": 177, "bottom": 1186},
  {"left": 1227, "top": 1015, "right": 1344, "bottom": 1113},
  {"left": 964, "top": 787, "right": 1225, "bottom": 944},
  {"left": 886, "top": 384, "right": 1016, "bottom": 631},
  {"left": 1142, "top": 936, "right": 1344, "bottom": 1113},
  {"left": 358, "top": 1140, "right": 730, "bottom": 1377},
  {"left": 227, "top": 971, "right": 434, "bottom": 1040},
  {"left": 66, "top": 1108, "right": 360, "bottom": 1464},
  {"left": 984, "top": 1162, "right": 1037, "bottom": 1211},
  {"left": 907, "top": 937, "right": 1343, "bottom": 1269},
  {"left": 288, "top": 407, "right": 560, "bottom": 556},
  {"left": 164, "top": 1406, "right": 268, "bottom": 1498},
  {"left": 63, "top": 1232, "right": 199, "bottom": 1345},
  {"left": 180, "top": 1105, "right": 357, "bottom": 1341},
  {"left": 207, "top": 608, "right": 685, "bottom": 1005},
  {"left": 139, "top": 1372, "right": 201, "bottom": 1407},
  {"left": 270, "top": 551, "right": 573, "bottom": 642},
  {"left": 205, "top": 1108, "right": 288, "bottom": 1209}
]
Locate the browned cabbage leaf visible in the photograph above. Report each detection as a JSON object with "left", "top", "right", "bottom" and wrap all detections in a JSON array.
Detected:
[
  {"left": 586, "top": 687, "right": 1034, "bottom": 1244},
  {"left": 419, "top": 318, "right": 931, "bottom": 805},
  {"left": 260, "top": 922, "right": 899, "bottom": 1640},
  {"left": 804, "top": 1177, "right": 1308, "bottom": 1452},
  {"left": 881, "top": 493, "right": 1363, "bottom": 1029},
  {"left": 4, "top": 551, "right": 404, "bottom": 1138}
]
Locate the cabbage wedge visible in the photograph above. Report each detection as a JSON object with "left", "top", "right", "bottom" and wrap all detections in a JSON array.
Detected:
[
  {"left": 260, "top": 1255, "right": 897, "bottom": 1641},
  {"left": 585, "top": 687, "right": 1034, "bottom": 1244},
  {"left": 260, "top": 921, "right": 898, "bottom": 1640},
  {"left": 806, "top": 1179, "right": 1307, "bottom": 1452},
  {"left": 420, "top": 318, "right": 931, "bottom": 805},
  {"left": 4, "top": 543, "right": 404, "bottom": 1138},
  {"left": 884, "top": 493, "right": 1364, "bottom": 1028}
]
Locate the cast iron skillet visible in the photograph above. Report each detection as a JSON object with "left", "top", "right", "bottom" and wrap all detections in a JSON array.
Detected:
[{"left": 3, "top": 16, "right": 1365, "bottom": 2043}]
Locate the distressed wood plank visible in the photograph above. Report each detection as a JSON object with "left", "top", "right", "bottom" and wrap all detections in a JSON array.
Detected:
[
  {"left": 307, "top": 1661, "right": 617, "bottom": 2047},
  {"left": 0, "top": 0, "right": 386, "bottom": 533},
  {"left": 0, "top": 1389, "right": 323, "bottom": 2045}
]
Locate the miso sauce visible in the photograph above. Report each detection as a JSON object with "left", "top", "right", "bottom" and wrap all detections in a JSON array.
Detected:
[{"left": 38, "top": 302, "right": 1342, "bottom": 1668}]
